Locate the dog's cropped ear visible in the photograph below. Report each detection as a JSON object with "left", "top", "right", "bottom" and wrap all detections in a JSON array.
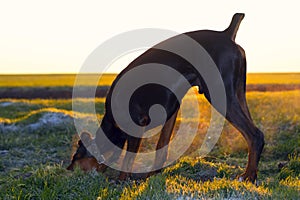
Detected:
[
  {"left": 81, "top": 131, "right": 92, "bottom": 140},
  {"left": 80, "top": 131, "right": 93, "bottom": 146},
  {"left": 78, "top": 140, "right": 83, "bottom": 146}
]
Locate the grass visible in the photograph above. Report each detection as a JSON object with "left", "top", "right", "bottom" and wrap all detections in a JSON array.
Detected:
[
  {"left": 0, "top": 73, "right": 299, "bottom": 199},
  {"left": 0, "top": 88, "right": 299, "bottom": 199},
  {"left": 0, "top": 74, "right": 116, "bottom": 87},
  {"left": 1, "top": 159, "right": 299, "bottom": 199},
  {"left": 0, "top": 73, "right": 300, "bottom": 87},
  {"left": 246, "top": 73, "right": 300, "bottom": 85},
  {"left": 0, "top": 98, "right": 105, "bottom": 121}
]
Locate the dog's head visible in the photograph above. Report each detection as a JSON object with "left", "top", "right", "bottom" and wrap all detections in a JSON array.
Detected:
[{"left": 67, "top": 132, "right": 101, "bottom": 171}]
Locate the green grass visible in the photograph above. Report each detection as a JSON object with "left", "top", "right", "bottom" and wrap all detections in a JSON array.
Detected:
[
  {"left": 0, "top": 88, "right": 299, "bottom": 199},
  {"left": 1, "top": 158, "right": 299, "bottom": 199},
  {"left": 0, "top": 98, "right": 105, "bottom": 122}
]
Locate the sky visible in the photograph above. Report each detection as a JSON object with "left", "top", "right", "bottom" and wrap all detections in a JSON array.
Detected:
[{"left": 0, "top": 0, "right": 300, "bottom": 74}]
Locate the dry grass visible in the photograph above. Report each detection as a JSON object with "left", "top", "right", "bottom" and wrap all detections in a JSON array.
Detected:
[
  {"left": 0, "top": 73, "right": 299, "bottom": 87},
  {"left": 247, "top": 73, "right": 300, "bottom": 85},
  {"left": 0, "top": 74, "right": 116, "bottom": 87}
]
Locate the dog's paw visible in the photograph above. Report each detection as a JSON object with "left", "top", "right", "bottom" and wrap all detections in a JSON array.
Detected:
[{"left": 237, "top": 171, "right": 257, "bottom": 185}]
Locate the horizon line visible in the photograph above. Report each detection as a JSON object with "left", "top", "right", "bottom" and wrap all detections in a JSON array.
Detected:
[{"left": 1, "top": 71, "right": 300, "bottom": 76}]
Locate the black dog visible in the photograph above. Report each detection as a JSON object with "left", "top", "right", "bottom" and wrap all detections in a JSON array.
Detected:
[{"left": 68, "top": 13, "right": 264, "bottom": 183}]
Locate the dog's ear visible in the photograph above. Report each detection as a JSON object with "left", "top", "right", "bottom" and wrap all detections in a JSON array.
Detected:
[
  {"left": 78, "top": 140, "right": 83, "bottom": 146},
  {"left": 80, "top": 131, "right": 93, "bottom": 146},
  {"left": 80, "top": 131, "right": 92, "bottom": 140}
]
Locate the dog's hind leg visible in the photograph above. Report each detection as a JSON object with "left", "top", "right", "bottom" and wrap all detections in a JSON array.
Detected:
[
  {"left": 147, "top": 109, "right": 179, "bottom": 177},
  {"left": 216, "top": 46, "right": 264, "bottom": 183},
  {"left": 235, "top": 54, "right": 254, "bottom": 122},
  {"left": 225, "top": 96, "right": 264, "bottom": 183}
]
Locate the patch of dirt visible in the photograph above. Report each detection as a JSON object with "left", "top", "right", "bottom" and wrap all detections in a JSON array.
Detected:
[
  {"left": 0, "top": 84, "right": 299, "bottom": 99},
  {"left": 0, "top": 86, "right": 110, "bottom": 99},
  {"left": 246, "top": 84, "right": 300, "bottom": 92}
]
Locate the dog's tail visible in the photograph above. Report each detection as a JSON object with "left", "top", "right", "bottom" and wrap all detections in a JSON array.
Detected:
[{"left": 224, "top": 13, "right": 245, "bottom": 41}]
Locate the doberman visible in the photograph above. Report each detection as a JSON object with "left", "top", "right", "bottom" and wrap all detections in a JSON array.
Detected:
[{"left": 67, "top": 13, "right": 264, "bottom": 183}]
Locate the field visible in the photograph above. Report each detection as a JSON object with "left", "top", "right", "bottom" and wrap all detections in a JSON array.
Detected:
[
  {"left": 0, "top": 73, "right": 299, "bottom": 199},
  {"left": 1, "top": 73, "right": 300, "bottom": 86}
]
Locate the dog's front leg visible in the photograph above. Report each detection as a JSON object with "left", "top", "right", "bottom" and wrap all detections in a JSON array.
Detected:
[
  {"left": 119, "top": 136, "right": 142, "bottom": 180},
  {"left": 148, "top": 109, "right": 178, "bottom": 177}
]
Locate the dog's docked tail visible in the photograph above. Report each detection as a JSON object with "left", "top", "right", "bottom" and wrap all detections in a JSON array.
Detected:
[{"left": 224, "top": 13, "right": 245, "bottom": 41}]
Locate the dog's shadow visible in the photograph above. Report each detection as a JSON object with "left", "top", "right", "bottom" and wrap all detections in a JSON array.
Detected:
[{"left": 101, "top": 157, "right": 241, "bottom": 184}]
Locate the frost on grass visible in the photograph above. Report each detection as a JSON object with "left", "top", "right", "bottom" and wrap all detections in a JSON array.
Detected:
[
  {"left": 0, "top": 110, "right": 84, "bottom": 173},
  {"left": 28, "top": 112, "right": 73, "bottom": 130},
  {"left": 0, "top": 124, "right": 19, "bottom": 132},
  {"left": 0, "top": 101, "right": 14, "bottom": 107},
  {"left": 0, "top": 112, "right": 74, "bottom": 132}
]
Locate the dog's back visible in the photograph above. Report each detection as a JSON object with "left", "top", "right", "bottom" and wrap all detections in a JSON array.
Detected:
[{"left": 104, "top": 13, "right": 245, "bottom": 127}]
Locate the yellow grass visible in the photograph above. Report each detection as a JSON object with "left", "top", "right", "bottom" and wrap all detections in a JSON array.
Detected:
[
  {"left": 0, "top": 73, "right": 299, "bottom": 87},
  {"left": 0, "top": 74, "right": 116, "bottom": 87},
  {"left": 247, "top": 73, "right": 300, "bottom": 84},
  {"left": 165, "top": 175, "right": 270, "bottom": 197}
]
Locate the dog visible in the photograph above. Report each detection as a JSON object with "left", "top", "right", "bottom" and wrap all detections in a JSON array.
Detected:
[{"left": 67, "top": 13, "right": 264, "bottom": 183}]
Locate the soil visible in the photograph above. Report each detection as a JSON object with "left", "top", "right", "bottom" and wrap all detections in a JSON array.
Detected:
[
  {"left": 0, "top": 86, "right": 110, "bottom": 99},
  {"left": 0, "top": 84, "right": 299, "bottom": 99}
]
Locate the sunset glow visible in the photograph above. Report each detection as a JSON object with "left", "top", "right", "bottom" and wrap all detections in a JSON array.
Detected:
[{"left": 0, "top": 0, "right": 299, "bottom": 74}]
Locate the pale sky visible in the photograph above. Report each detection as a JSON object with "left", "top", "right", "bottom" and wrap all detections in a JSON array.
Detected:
[{"left": 0, "top": 0, "right": 299, "bottom": 74}]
